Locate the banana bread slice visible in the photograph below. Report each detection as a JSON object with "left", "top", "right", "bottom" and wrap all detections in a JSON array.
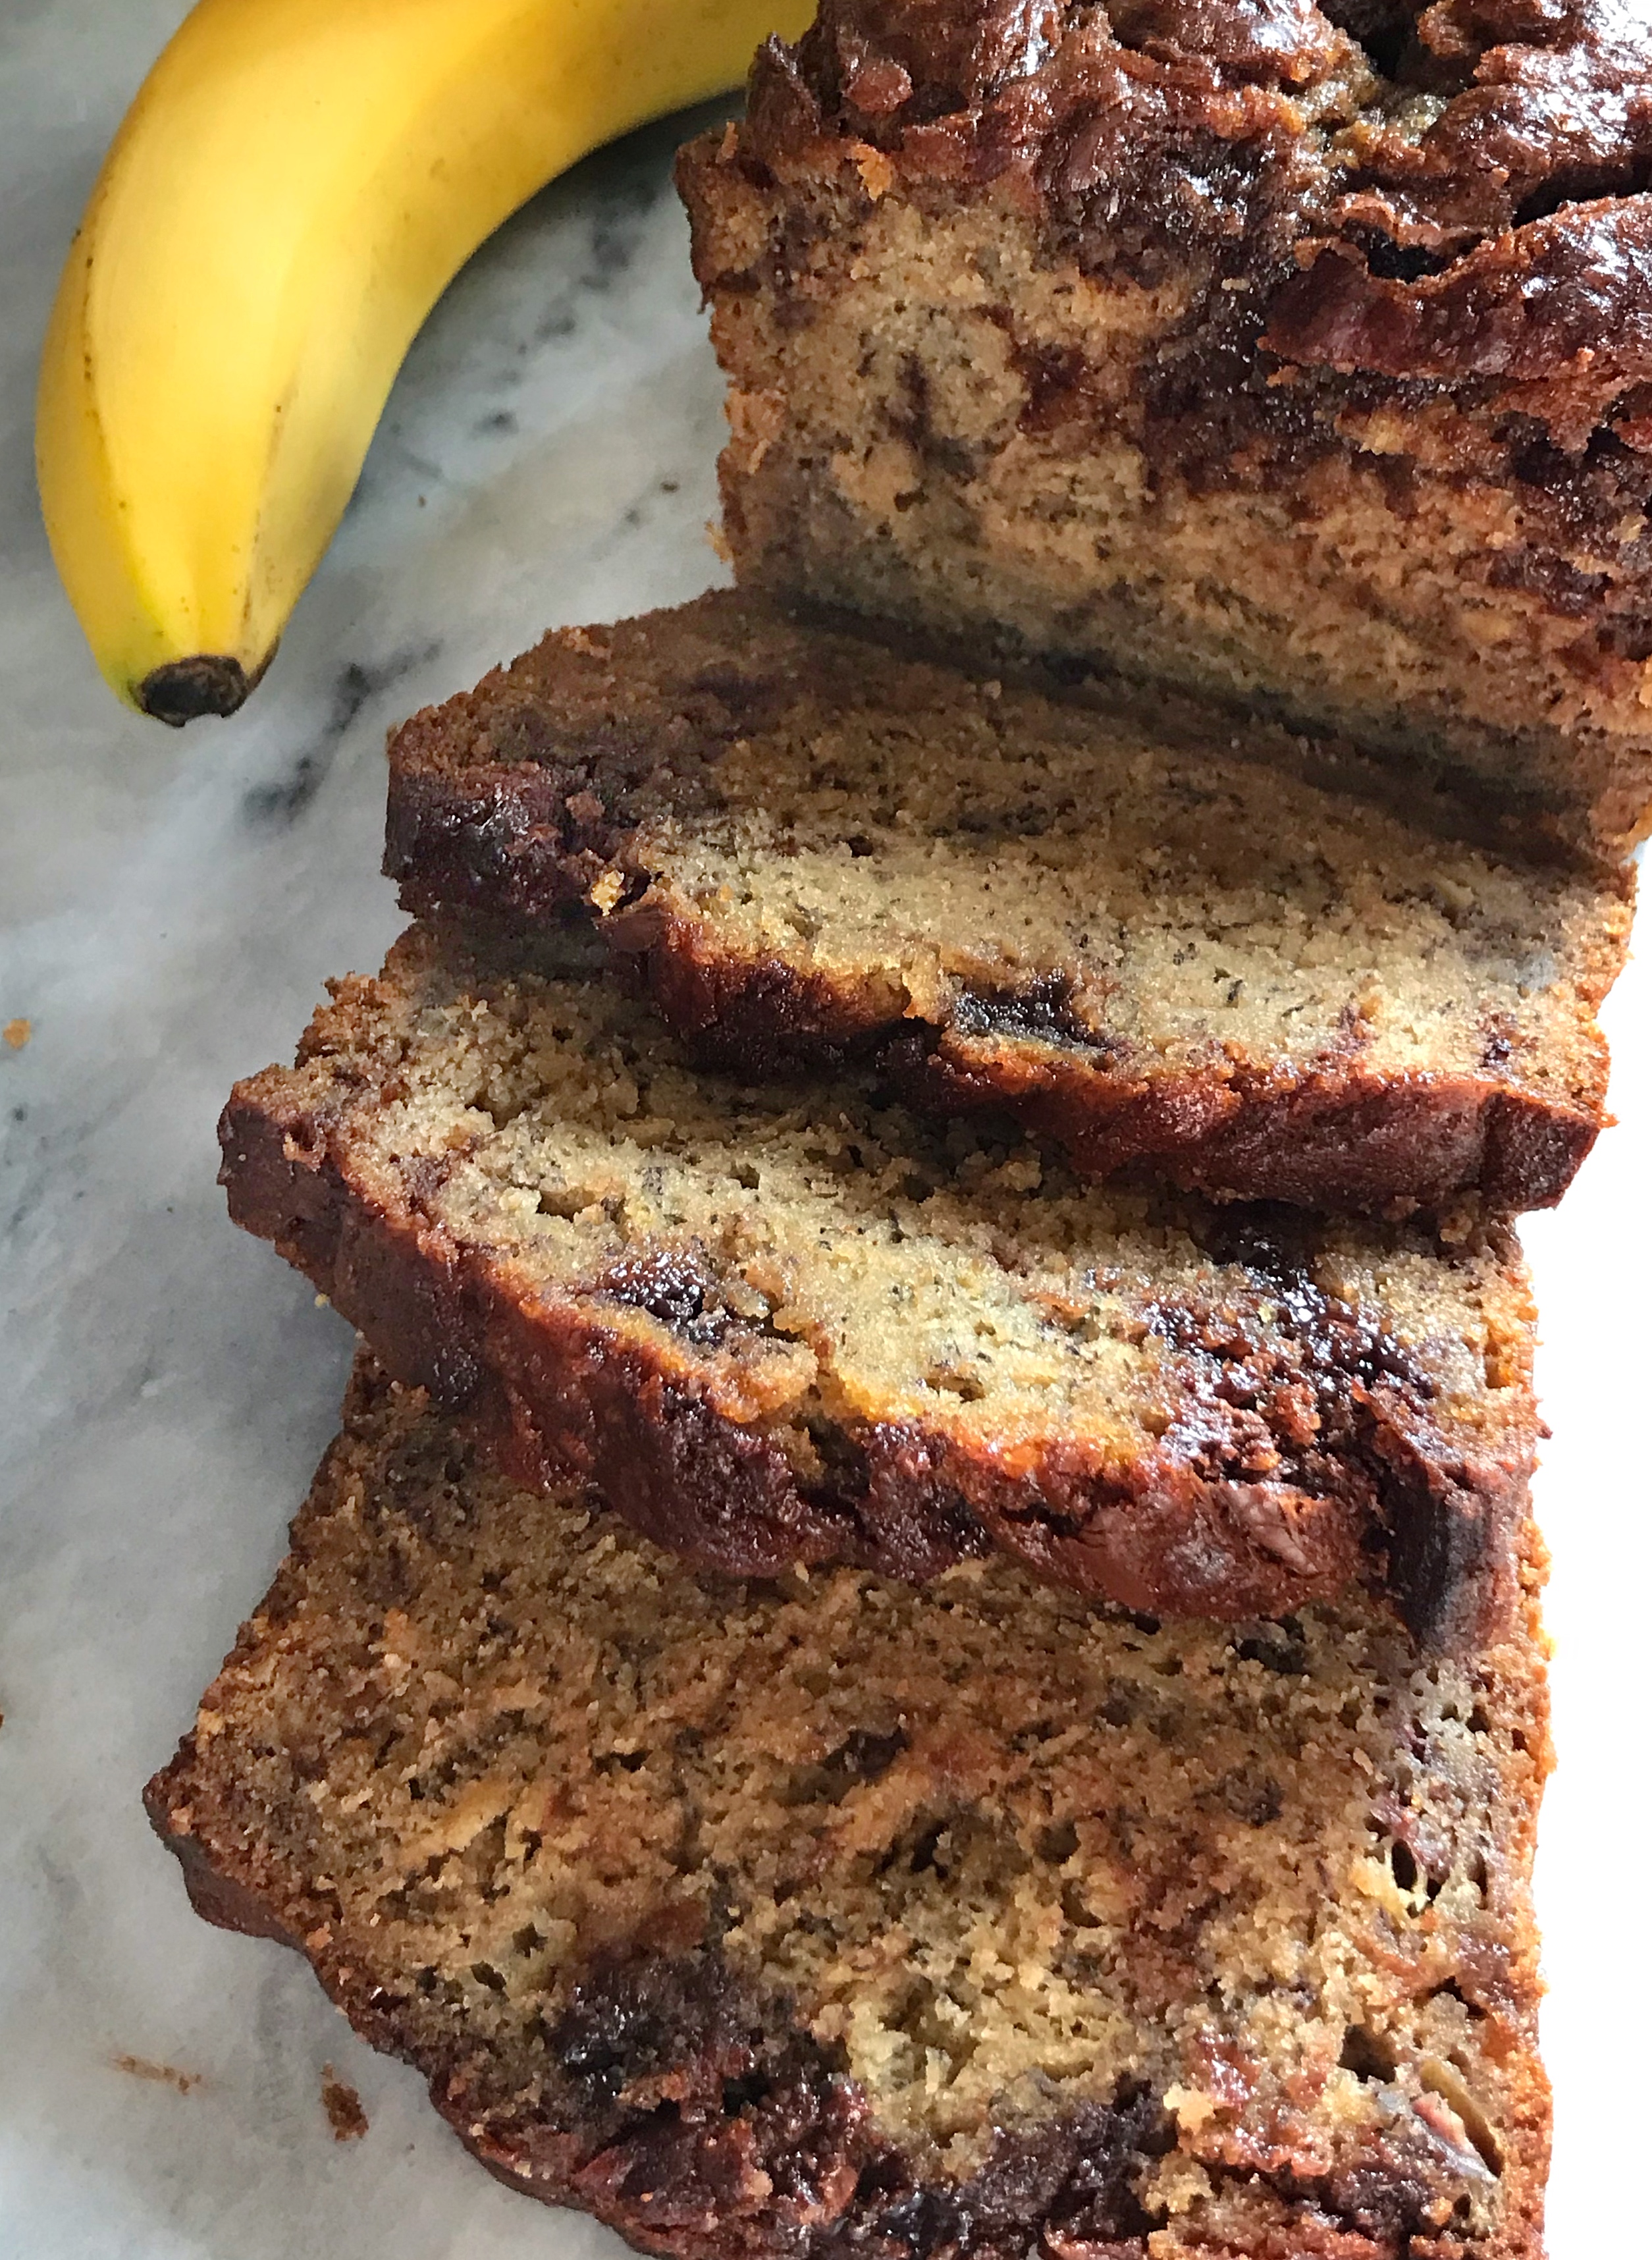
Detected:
[
  {"left": 385, "top": 589, "right": 1631, "bottom": 1214},
  {"left": 218, "top": 923, "right": 1538, "bottom": 1643},
  {"left": 679, "top": 0, "right": 1652, "bottom": 857},
  {"left": 147, "top": 1355, "right": 1553, "bottom": 2260}
]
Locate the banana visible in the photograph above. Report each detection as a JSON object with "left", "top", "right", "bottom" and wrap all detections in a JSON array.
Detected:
[{"left": 37, "top": 0, "right": 807, "bottom": 724}]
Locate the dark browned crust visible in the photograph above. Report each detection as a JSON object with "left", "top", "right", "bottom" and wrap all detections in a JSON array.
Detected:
[
  {"left": 142, "top": 1360, "right": 1553, "bottom": 2260},
  {"left": 679, "top": 0, "right": 1652, "bottom": 855},
  {"left": 638, "top": 915, "right": 1603, "bottom": 1216},
  {"left": 384, "top": 593, "right": 1626, "bottom": 1216},
  {"left": 1264, "top": 197, "right": 1652, "bottom": 388},
  {"left": 899, "top": 1031, "right": 1599, "bottom": 1218},
  {"left": 216, "top": 953, "right": 1537, "bottom": 1647},
  {"left": 734, "top": 0, "right": 1652, "bottom": 417}
]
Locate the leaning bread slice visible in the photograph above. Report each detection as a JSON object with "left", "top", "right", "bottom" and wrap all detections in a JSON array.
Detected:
[
  {"left": 385, "top": 591, "right": 1630, "bottom": 1215},
  {"left": 147, "top": 1356, "right": 1553, "bottom": 2260},
  {"left": 219, "top": 923, "right": 1537, "bottom": 1644}
]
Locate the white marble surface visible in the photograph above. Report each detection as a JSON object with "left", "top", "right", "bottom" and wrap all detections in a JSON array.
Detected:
[{"left": 1, "top": 7, "right": 1647, "bottom": 2255}]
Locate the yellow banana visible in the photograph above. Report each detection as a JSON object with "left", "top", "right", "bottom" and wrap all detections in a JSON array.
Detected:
[{"left": 37, "top": 0, "right": 807, "bottom": 724}]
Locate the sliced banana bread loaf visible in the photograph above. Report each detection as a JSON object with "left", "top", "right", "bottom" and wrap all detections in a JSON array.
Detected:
[
  {"left": 218, "top": 923, "right": 1537, "bottom": 1642},
  {"left": 386, "top": 590, "right": 1631, "bottom": 1214},
  {"left": 679, "top": 0, "right": 1652, "bottom": 857},
  {"left": 147, "top": 1356, "right": 1553, "bottom": 2260}
]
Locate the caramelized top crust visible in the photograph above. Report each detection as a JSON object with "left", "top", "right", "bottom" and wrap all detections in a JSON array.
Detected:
[{"left": 737, "top": 0, "right": 1652, "bottom": 410}]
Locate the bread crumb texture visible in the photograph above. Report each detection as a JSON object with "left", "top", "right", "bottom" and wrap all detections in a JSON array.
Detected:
[
  {"left": 386, "top": 589, "right": 1631, "bottom": 1210},
  {"left": 321, "top": 2066, "right": 369, "bottom": 2142},
  {"left": 149, "top": 1360, "right": 1551, "bottom": 2260}
]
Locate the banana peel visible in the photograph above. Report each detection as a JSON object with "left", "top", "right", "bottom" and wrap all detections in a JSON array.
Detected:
[{"left": 36, "top": 0, "right": 807, "bottom": 723}]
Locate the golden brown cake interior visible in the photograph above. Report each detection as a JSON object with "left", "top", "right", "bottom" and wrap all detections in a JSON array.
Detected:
[{"left": 218, "top": 923, "right": 1538, "bottom": 1640}]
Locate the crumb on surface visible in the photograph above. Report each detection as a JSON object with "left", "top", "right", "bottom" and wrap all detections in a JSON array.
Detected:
[
  {"left": 3, "top": 1019, "right": 30, "bottom": 1050},
  {"left": 322, "top": 2065, "right": 369, "bottom": 2141},
  {"left": 113, "top": 2053, "right": 201, "bottom": 2094}
]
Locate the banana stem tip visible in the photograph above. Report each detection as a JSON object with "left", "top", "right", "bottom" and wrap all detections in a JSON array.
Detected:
[{"left": 138, "top": 653, "right": 266, "bottom": 725}]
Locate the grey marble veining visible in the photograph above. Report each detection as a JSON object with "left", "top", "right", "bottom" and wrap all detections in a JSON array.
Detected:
[{"left": 1, "top": 6, "right": 1648, "bottom": 2255}]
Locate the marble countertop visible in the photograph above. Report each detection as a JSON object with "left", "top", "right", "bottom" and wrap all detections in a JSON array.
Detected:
[{"left": 1, "top": 7, "right": 1645, "bottom": 2255}]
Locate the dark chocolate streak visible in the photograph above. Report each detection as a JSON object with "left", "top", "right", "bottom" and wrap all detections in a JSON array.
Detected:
[{"left": 216, "top": 1083, "right": 1530, "bottom": 1646}]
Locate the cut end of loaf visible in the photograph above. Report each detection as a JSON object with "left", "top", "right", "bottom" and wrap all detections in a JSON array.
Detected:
[{"left": 678, "top": 1, "right": 1652, "bottom": 857}]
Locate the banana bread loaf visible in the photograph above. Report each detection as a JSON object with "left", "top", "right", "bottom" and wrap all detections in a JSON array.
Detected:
[
  {"left": 679, "top": 0, "right": 1652, "bottom": 857},
  {"left": 385, "top": 589, "right": 1631, "bottom": 1213},
  {"left": 147, "top": 1355, "right": 1553, "bottom": 2260},
  {"left": 218, "top": 923, "right": 1538, "bottom": 1642}
]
